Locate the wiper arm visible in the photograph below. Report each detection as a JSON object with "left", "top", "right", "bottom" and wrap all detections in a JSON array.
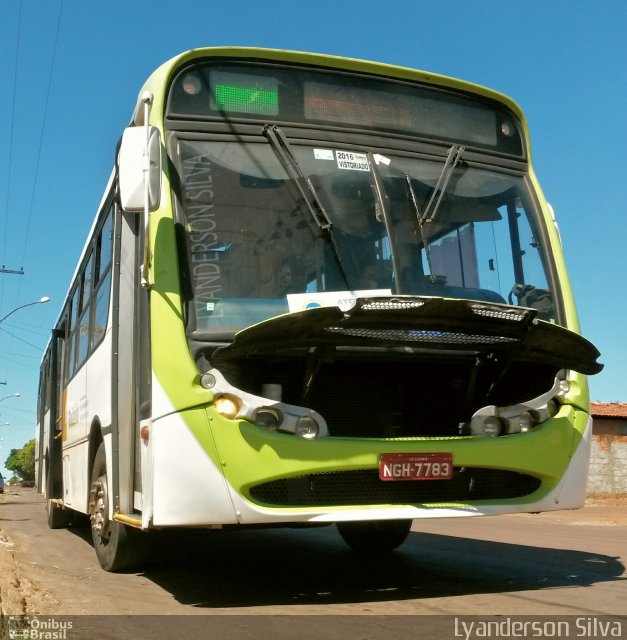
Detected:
[
  {"left": 367, "top": 152, "right": 403, "bottom": 294},
  {"left": 406, "top": 173, "right": 437, "bottom": 282},
  {"left": 406, "top": 144, "right": 464, "bottom": 283},
  {"left": 262, "top": 124, "right": 352, "bottom": 289},
  {"left": 420, "top": 144, "right": 465, "bottom": 224},
  {"left": 262, "top": 124, "right": 332, "bottom": 231}
]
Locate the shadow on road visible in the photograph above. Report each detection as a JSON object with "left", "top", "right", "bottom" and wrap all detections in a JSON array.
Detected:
[{"left": 132, "top": 525, "right": 625, "bottom": 609}]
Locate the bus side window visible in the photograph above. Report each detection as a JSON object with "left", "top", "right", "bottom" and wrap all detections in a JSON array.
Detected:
[
  {"left": 43, "top": 354, "right": 51, "bottom": 415},
  {"left": 91, "top": 208, "right": 113, "bottom": 349},
  {"left": 55, "top": 319, "right": 67, "bottom": 428},
  {"left": 94, "top": 208, "right": 113, "bottom": 284},
  {"left": 76, "top": 252, "right": 94, "bottom": 368},
  {"left": 65, "top": 290, "right": 78, "bottom": 382}
]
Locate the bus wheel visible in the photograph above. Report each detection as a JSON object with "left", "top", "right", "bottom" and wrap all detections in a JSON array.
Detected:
[
  {"left": 89, "top": 443, "right": 144, "bottom": 572},
  {"left": 46, "top": 499, "right": 72, "bottom": 529},
  {"left": 336, "top": 519, "right": 412, "bottom": 553}
]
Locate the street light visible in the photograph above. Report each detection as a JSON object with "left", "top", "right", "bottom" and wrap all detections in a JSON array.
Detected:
[
  {"left": 0, "top": 297, "right": 50, "bottom": 325},
  {"left": 0, "top": 393, "right": 20, "bottom": 402},
  {"left": 0, "top": 394, "right": 20, "bottom": 417}
]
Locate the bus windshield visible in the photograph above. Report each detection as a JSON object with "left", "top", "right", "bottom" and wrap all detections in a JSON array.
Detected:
[{"left": 175, "top": 137, "right": 553, "bottom": 335}]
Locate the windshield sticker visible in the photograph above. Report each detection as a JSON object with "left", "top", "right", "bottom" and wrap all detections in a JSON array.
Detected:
[
  {"left": 314, "top": 148, "right": 334, "bottom": 160},
  {"left": 373, "top": 153, "right": 391, "bottom": 166},
  {"left": 336, "top": 150, "right": 370, "bottom": 172},
  {"left": 287, "top": 289, "right": 392, "bottom": 313}
]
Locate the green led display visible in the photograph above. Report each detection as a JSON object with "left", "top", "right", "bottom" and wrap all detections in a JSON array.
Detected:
[{"left": 213, "top": 84, "right": 278, "bottom": 115}]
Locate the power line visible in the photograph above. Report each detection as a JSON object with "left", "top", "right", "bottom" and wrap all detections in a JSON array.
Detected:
[
  {"left": 19, "top": 0, "right": 64, "bottom": 274},
  {"left": 0, "top": 355, "right": 37, "bottom": 372},
  {"left": 3, "top": 321, "right": 50, "bottom": 338},
  {"left": 1, "top": 0, "right": 23, "bottom": 312},
  {"left": 0, "top": 327, "right": 43, "bottom": 352},
  {"left": 0, "top": 2, "right": 63, "bottom": 380},
  {"left": 0, "top": 349, "right": 40, "bottom": 360}
]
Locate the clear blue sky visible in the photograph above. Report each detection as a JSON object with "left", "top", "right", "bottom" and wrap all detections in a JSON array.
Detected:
[{"left": 0, "top": 0, "right": 625, "bottom": 477}]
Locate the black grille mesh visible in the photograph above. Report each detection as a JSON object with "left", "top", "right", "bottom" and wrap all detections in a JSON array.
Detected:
[
  {"left": 360, "top": 299, "right": 426, "bottom": 311},
  {"left": 471, "top": 307, "right": 526, "bottom": 321},
  {"left": 248, "top": 468, "right": 541, "bottom": 507},
  {"left": 323, "top": 327, "right": 520, "bottom": 345}
]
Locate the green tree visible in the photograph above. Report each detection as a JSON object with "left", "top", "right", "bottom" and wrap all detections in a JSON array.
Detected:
[{"left": 5, "top": 439, "right": 36, "bottom": 481}]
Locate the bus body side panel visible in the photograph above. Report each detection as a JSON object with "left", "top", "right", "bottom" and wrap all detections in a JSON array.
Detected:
[
  {"left": 61, "top": 331, "right": 112, "bottom": 512},
  {"left": 150, "top": 412, "right": 239, "bottom": 526},
  {"left": 547, "top": 412, "right": 591, "bottom": 510},
  {"left": 147, "top": 377, "right": 237, "bottom": 526},
  {"left": 62, "top": 362, "right": 87, "bottom": 507},
  {"left": 60, "top": 441, "right": 90, "bottom": 509}
]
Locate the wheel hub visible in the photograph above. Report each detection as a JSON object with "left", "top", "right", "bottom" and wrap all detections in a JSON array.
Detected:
[{"left": 89, "top": 477, "right": 110, "bottom": 541}]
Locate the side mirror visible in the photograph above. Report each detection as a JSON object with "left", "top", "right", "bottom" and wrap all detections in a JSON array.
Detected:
[{"left": 118, "top": 126, "right": 162, "bottom": 212}]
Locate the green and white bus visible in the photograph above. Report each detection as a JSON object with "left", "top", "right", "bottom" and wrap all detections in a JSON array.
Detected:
[{"left": 35, "top": 47, "right": 601, "bottom": 571}]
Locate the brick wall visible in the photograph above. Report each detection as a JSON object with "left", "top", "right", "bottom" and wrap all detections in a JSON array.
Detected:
[{"left": 588, "top": 416, "right": 627, "bottom": 496}]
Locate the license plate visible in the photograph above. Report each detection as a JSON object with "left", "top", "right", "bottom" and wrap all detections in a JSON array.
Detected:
[{"left": 379, "top": 453, "right": 453, "bottom": 481}]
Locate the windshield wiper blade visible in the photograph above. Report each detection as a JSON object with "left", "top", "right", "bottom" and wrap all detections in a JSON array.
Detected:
[
  {"left": 367, "top": 151, "right": 403, "bottom": 294},
  {"left": 420, "top": 144, "right": 465, "bottom": 224},
  {"left": 406, "top": 173, "right": 437, "bottom": 282},
  {"left": 262, "top": 124, "right": 332, "bottom": 231},
  {"left": 262, "top": 124, "right": 353, "bottom": 289}
]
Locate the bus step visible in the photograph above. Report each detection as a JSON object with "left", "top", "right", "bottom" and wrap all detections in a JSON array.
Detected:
[{"left": 113, "top": 513, "right": 143, "bottom": 529}]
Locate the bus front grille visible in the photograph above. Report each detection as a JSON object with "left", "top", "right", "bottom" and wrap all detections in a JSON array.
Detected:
[{"left": 248, "top": 468, "right": 541, "bottom": 507}]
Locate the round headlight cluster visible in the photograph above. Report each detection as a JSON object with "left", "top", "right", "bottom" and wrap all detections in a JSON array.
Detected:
[
  {"left": 517, "top": 411, "right": 536, "bottom": 433},
  {"left": 470, "top": 408, "right": 543, "bottom": 437},
  {"left": 214, "top": 394, "right": 241, "bottom": 420},
  {"left": 252, "top": 411, "right": 320, "bottom": 438},
  {"left": 295, "top": 416, "right": 319, "bottom": 439},
  {"left": 482, "top": 416, "right": 504, "bottom": 437},
  {"left": 204, "top": 370, "right": 323, "bottom": 438},
  {"left": 254, "top": 407, "right": 283, "bottom": 432}
]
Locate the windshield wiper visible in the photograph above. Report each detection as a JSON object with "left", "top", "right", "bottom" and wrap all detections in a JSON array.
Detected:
[
  {"left": 262, "top": 124, "right": 352, "bottom": 289},
  {"left": 420, "top": 144, "right": 465, "bottom": 224},
  {"left": 367, "top": 151, "right": 403, "bottom": 294},
  {"left": 406, "top": 144, "right": 464, "bottom": 283}
]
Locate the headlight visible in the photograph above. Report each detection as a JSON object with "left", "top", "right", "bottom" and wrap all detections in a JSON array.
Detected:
[
  {"left": 468, "top": 371, "right": 569, "bottom": 437},
  {"left": 214, "top": 395, "right": 241, "bottom": 420},
  {"left": 254, "top": 407, "right": 283, "bottom": 432},
  {"left": 470, "top": 406, "right": 540, "bottom": 437},
  {"left": 482, "top": 416, "right": 504, "bottom": 437},
  {"left": 200, "top": 372, "right": 217, "bottom": 389},
  {"left": 295, "top": 416, "right": 320, "bottom": 439},
  {"left": 517, "top": 411, "right": 536, "bottom": 433},
  {"left": 201, "top": 368, "right": 328, "bottom": 437}
]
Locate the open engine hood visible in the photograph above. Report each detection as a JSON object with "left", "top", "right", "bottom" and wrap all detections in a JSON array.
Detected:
[{"left": 212, "top": 296, "right": 602, "bottom": 375}]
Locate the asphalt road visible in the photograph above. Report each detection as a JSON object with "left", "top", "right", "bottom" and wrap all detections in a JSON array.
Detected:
[{"left": 0, "top": 488, "right": 626, "bottom": 639}]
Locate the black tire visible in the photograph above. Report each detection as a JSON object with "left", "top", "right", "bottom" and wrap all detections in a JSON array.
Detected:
[
  {"left": 89, "top": 443, "right": 145, "bottom": 572},
  {"left": 46, "top": 499, "right": 73, "bottom": 529},
  {"left": 337, "top": 519, "right": 412, "bottom": 553}
]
